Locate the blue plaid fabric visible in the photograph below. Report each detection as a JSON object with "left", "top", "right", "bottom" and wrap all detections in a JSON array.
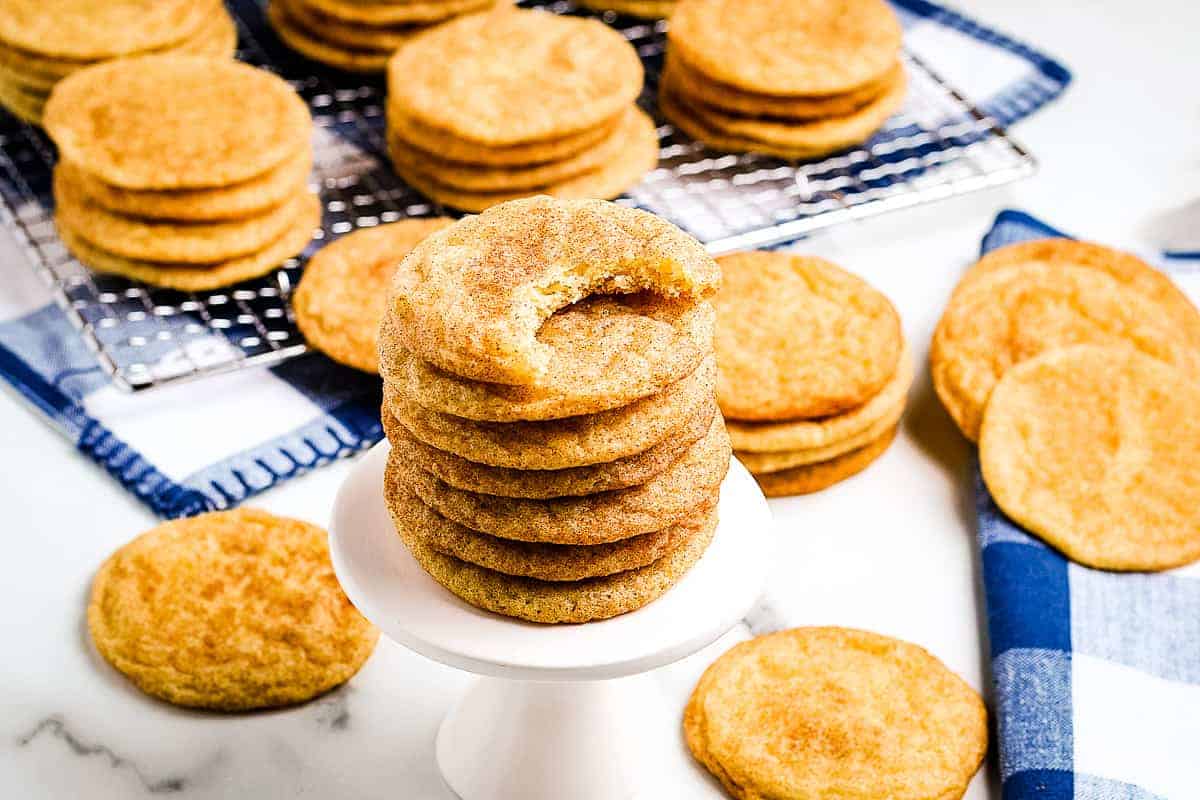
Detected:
[
  {"left": 0, "top": 1, "right": 1071, "bottom": 518},
  {"left": 977, "top": 211, "right": 1200, "bottom": 800}
]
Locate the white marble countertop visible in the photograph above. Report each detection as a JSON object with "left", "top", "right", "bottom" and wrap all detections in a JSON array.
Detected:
[{"left": 2, "top": 1, "right": 1197, "bottom": 797}]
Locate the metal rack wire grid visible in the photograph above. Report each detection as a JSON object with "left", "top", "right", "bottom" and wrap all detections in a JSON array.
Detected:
[{"left": 0, "top": 0, "right": 1035, "bottom": 393}]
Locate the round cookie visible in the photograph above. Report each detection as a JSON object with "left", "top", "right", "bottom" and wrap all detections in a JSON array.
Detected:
[
  {"left": 304, "top": 0, "right": 495, "bottom": 25},
  {"left": 387, "top": 8, "right": 643, "bottom": 146},
  {"left": 267, "top": 1, "right": 393, "bottom": 73},
  {"left": 87, "top": 509, "right": 379, "bottom": 711},
  {"left": 388, "top": 125, "right": 658, "bottom": 214},
  {"left": 980, "top": 345, "right": 1200, "bottom": 571},
  {"left": 44, "top": 54, "right": 311, "bottom": 190},
  {"left": 393, "top": 502, "right": 718, "bottom": 623},
  {"left": 54, "top": 169, "right": 312, "bottom": 263},
  {"left": 736, "top": 401, "right": 902, "bottom": 474},
  {"left": 660, "top": 70, "right": 906, "bottom": 160},
  {"left": 386, "top": 475, "right": 710, "bottom": 581},
  {"left": 685, "top": 627, "right": 987, "bottom": 800},
  {"left": 384, "top": 400, "right": 713, "bottom": 499},
  {"left": 380, "top": 297, "right": 714, "bottom": 422},
  {"left": 931, "top": 262, "right": 1200, "bottom": 442},
  {"left": 61, "top": 150, "right": 312, "bottom": 222},
  {"left": 294, "top": 217, "right": 454, "bottom": 372},
  {"left": 386, "top": 196, "right": 720, "bottom": 386},
  {"left": 666, "top": 54, "right": 900, "bottom": 120},
  {"left": 0, "top": 0, "right": 212, "bottom": 60},
  {"left": 387, "top": 355, "right": 716, "bottom": 470},
  {"left": 56, "top": 193, "right": 320, "bottom": 291},
  {"left": 388, "top": 107, "right": 621, "bottom": 168},
  {"left": 0, "top": 5, "right": 236, "bottom": 86},
  {"left": 750, "top": 425, "right": 897, "bottom": 497},
  {"left": 957, "top": 238, "right": 1200, "bottom": 354},
  {"left": 576, "top": 0, "right": 676, "bottom": 17},
  {"left": 395, "top": 416, "right": 729, "bottom": 544},
  {"left": 726, "top": 342, "right": 912, "bottom": 453},
  {"left": 388, "top": 107, "right": 654, "bottom": 193},
  {"left": 668, "top": 0, "right": 902, "bottom": 97},
  {"left": 714, "top": 251, "right": 901, "bottom": 421}
]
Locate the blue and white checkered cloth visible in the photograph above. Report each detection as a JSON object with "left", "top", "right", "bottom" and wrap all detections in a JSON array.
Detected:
[
  {"left": 0, "top": 0, "right": 1070, "bottom": 518},
  {"left": 977, "top": 210, "right": 1200, "bottom": 800}
]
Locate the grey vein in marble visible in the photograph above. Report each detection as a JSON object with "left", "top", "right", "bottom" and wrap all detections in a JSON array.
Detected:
[{"left": 17, "top": 716, "right": 190, "bottom": 794}]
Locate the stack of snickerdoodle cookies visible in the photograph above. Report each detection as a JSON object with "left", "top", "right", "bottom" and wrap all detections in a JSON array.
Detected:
[
  {"left": 44, "top": 55, "right": 319, "bottom": 291},
  {"left": 933, "top": 239, "right": 1200, "bottom": 571},
  {"left": 379, "top": 196, "right": 730, "bottom": 624},
  {"left": 267, "top": 0, "right": 504, "bottom": 73},
  {"left": 715, "top": 251, "right": 910, "bottom": 497},
  {"left": 660, "top": 0, "right": 906, "bottom": 160},
  {"left": 385, "top": 7, "right": 655, "bottom": 212},
  {"left": 0, "top": 0, "right": 236, "bottom": 125}
]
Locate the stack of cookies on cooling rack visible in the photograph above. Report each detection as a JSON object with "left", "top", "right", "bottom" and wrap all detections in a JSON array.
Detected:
[
  {"left": 933, "top": 239, "right": 1200, "bottom": 572},
  {"left": 385, "top": 7, "right": 657, "bottom": 213},
  {"left": 660, "top": 0, "right": 906, "bottom": 160},
  {"left": 267, "top": 0, "right": 503, "bottom": 73},
  {"left": 0, "top": 0, "right": 236, "bottom": 125},
  {"left": 379, "top": 196, "right": 730, "bottom": 624},
  {"left": 43, "top": 55, "right": 319, "bottom": 292},
  {"left": 715, "top": 251, "right": 911, "bottom": 497}
]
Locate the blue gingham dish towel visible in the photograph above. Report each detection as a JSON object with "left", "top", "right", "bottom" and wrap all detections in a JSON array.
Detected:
[
  {"left": 0, "top": 1, "right": 1070, "bottom": 519},
  {"left": 976, "top": 210, "right": 1200, "bottom": 800}
]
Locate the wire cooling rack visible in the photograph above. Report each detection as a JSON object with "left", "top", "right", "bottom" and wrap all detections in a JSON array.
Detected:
[{"left": 0, "top": 0, "right": 1036, "bottom": 393}]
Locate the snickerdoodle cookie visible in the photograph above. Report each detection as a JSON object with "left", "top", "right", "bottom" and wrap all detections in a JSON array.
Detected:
[
  {"left": 88, "top": 509, "right": 378, "bottom": 711},
  {"left": 380, "top": 294, "right": 715, "bottom": 421},
  {"left": 980, "top": 345, "right": 1200, "bottom": 571},
  {"left": 45, "top": 55, "right": 311, "bottom": 190},
  {"left": 385, "top": 197, "right": 719, "bottom": 385},
  {"left": 294, "top": 218, "right": 454, "bottom": 372},
  {"left": 931, "top": 260, "right": 1200, "bottom": 441},
  {"left": 685, "top": 627, "right": 987, "bottom": 800},
  {"left": 715, "top": 251, "right": 901, "bottom": 420}
]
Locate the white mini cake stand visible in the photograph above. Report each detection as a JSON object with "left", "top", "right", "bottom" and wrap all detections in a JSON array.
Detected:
[{"left": 329, "top": 442, "right": 774, "bottom": 800}]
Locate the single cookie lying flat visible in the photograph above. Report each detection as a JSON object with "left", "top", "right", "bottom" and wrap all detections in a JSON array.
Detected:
[
  {"left": 685, "top": 627, "right": 987, "bottom": 800},
  {"left": 88, "top": 508, "right": 378, "bottom": 711},
  {"left": 980, "top": 345, "right": 1200, "bottom": 571},
  {"left": 294, "top": 217, "right": 454, "bottom": 372}
]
